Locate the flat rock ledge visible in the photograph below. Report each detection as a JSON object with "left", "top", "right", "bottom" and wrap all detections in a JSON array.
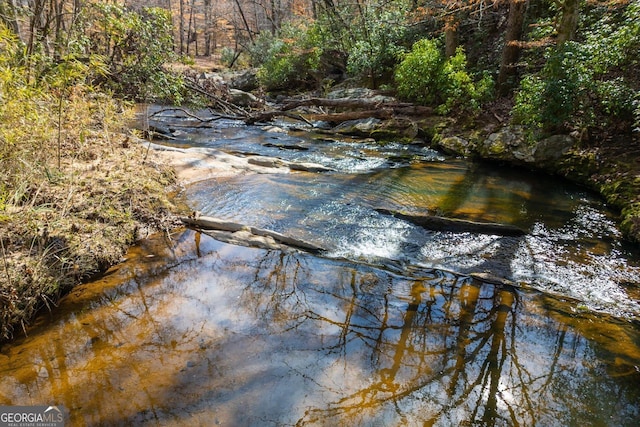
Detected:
[{"left": 142, "top": 140, "right": 333, "bottom": 184}]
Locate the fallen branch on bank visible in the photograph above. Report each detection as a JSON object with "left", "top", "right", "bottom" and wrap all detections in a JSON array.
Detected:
[
  {"left": 280, "top": 97, "right": 414, "bottom": 111},
  {"left": 184, "top": 80, "right": 250, "bottom": 117},
  {"left": 375, "top": 208, "right": 526, "bottom": 237}
]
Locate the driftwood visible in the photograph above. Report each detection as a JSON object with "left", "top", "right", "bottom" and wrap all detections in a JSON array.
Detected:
[
  {"left": 245, "top": 97, "right": 432, "bottom": 125},
  {"left": 375, "top": 208, "right": 526, "bottom": 237},
  {"left": 180, "top": 215, "right": 325, "bottom": 253},
  {"left": 184, "top": 80, "right": 250, "bottom": 117},
  {"left": 280, "top": 97, "right": 413, "bottom": 111}
]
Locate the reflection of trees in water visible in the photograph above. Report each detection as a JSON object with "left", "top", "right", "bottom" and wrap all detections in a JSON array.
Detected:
[
  {"left": 241, "top": 251, "right": 639, "bottom": 426},
  {"left": 297, "top": 275, "right": 526, "bottom": 426},
  {"left": 2, "top": 235, "right": 638, "bottom": 426},
  {"left": 241, "top": 250, "right": 313, "bottom": 330}
]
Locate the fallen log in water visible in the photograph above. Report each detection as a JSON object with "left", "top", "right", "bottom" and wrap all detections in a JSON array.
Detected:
[
  {"left": 180, "top": 215, "right": 326, "bottom": 253},
  {"left": 374, "top": 208, "right": 526, "bottom": 237},
  {"left": 245, "top": 97, "right": 433, "bottom": 125}
]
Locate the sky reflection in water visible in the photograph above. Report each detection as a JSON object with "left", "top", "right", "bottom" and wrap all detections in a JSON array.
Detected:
[
  {"left": 0, "top": 232, "right": 638, "bottom": 426},
  {"left": 2, "top": 111, "right": 639, "bottom": 425}
]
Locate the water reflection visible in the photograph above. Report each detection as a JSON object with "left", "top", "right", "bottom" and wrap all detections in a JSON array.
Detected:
[
  {"left": 187, "top": 164, "right": 640, "bottom": 318},
  {"left": 1, "top": 232, "right": 638, "bottom": 425},
  {"left": 144, "top": 107, "right": 640, "bottom": 318}
]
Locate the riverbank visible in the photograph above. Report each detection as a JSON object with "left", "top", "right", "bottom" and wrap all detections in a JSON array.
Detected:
[
  {"left": 1, "top": 89, "right": 638, "bottom": 342},
  {"left": 0, "top": 107, "right": 186, "bottom": 341},
  {"left": 430, "top": 114, "right": 640, "bottom": 245}
]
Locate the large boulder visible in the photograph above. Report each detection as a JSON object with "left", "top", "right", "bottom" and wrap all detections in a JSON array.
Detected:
[
  {"left": 229, "top": 88, "right": 261, "bottom": 107},
  {"left": 373, "top": 117, "right": 419, "bottom": 140},
  {"left": 331, "top": 117, "right": 418, "bottom": 140},
  {"left": 533, "top": 134, "right": 575, "bottom": 164},
  {"left": 479, "top": 126, "right": 576, "bottom": 167},
  {"left": 479, "top": 126, "right": 533, "bottom": 163},
  {"left": 325, "top": 87, "right": 396, "bottom": 103},
  {"left": 438, "top": 136, "right": 475, "bottom": 156},
  {"left": 230, "top": 69, "right": 259, "bottom": 92},
  {"left": 332, "top": 118, "right": 382, "bottom": 137}
]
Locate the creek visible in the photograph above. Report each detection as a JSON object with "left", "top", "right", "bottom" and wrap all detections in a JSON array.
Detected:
[{"left": 1, "top": 107, "right": 639, "bottom": 426}]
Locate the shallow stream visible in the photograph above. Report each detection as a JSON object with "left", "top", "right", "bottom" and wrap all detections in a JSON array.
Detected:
[{"left": 1, "top": 107, "right": 639, "bottom": 425}]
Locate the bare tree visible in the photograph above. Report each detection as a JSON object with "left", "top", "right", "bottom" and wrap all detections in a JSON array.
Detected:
[{"left": 203, "top": 0, "right": 214, "bottom": 55}]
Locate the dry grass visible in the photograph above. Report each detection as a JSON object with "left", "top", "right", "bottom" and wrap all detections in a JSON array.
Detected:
[{"left": 0, "top": 86, "right": 185, "bottom": 341}]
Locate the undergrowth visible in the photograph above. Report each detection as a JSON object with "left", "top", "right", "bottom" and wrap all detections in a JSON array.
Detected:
[{"left": 0, "top": 22, "right": 181, "bottom": 341}]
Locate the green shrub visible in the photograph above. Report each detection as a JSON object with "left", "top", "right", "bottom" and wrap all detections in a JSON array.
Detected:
[
  {"left": 513, "top": 2, "right": 639, "bottom": 135},
  {"left": 254, "top": 22, "right": 322, "bottom": 92},
  {"left": 220, "top": 47, "right": 236, "bottom": 67},
  {"left": 90, "top": 4, "right": 185, "bottom": 103},
  {"left": 395, "top": 39, "right": 492, "bottom": 114},
  {"left": 345, "top": 6, "right": 408, "bottom": 87},
  {"left": 394, "top": 39, "right": 443, "bottom": 105},
  {"left": 514, "top": 42, "right": 635, "bottom": 134}
]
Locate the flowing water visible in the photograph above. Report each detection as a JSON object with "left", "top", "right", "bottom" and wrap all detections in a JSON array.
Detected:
[{"left": 1, "top": 108, "right": 639, "bottom": 426}]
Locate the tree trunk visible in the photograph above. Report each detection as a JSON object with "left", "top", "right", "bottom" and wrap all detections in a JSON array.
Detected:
[
  {"left": 375, "top": 209, "right": 526, "bottom": 236},
  {"left": 233, "top": 0, "right": 254, "bottom": 43},
  {"left": 497, "top": 0, "right": 528, "bottom": 95},
  {"left": 204, "top": 0, "right": 212, "bottom": 56},
  {"left": 179, "top": 0, "right": 185, "bottom": 54},
  {"left": 186, "top": 0, "right": 195, "bottom": 55},
  {"left": 444, "top": 16, "right": 459, "bottom": 58},
  {"left": 556, "top": 0, "right": 579, "bottom": 46},
  {"left": 180, "top": 215, "right": 326, "bottom": 253}
]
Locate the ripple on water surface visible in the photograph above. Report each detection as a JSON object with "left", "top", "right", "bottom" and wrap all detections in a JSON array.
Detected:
[{"left": 185, "top": 165, "right": 640, "bottom": 319}]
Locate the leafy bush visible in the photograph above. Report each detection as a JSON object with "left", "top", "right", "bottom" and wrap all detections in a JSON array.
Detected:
[
  {"left": 395, "top": 39, "right": 492, "bottom": 114},
  {"left": 394, "top": 39, "right": 442, "bottom": 105},
  {"left": 345, "top": 6, "right": 408, "bottom": 87},
  {"left": 220, "top": 47, "right": 237, "bottom": 67},
  {"left": 513, "top": 2, "right": 639, "bottom": 135},
  {"left": 90, "top": 4, "right": 184, "bottom": 103},
  {"left": 253, "top": 22, "right": 322, "bottom": 92}
]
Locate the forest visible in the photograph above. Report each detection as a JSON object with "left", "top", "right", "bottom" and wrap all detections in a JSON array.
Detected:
[
  {"left": 0, "top": 0, "right": 639, "bottom": 340},
  {"left": 2, "top": 1, "right": 638, "bottom": 130}
]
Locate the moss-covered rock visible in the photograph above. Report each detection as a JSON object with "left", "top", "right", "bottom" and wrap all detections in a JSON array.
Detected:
[
  {"left": 438, "top": 136, "right": 475, "bottom": 156},
  {"left": 621, "top": 203, "right": 640, "bottom": 244}
]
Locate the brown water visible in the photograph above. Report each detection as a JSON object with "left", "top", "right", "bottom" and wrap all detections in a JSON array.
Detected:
[
  {"left": 1, "top": 231, "right": 639, "bottom": 426},
  {"left": 1, "top": 112, "right": 640, "bottom": 425}
]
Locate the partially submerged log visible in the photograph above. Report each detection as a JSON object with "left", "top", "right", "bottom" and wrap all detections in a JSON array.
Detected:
[
  {"left": 246, "top": 156, "right": 334, "bottom": 173},
  {"left": 180, "top": 215, "right": 326, "bottom": 253},
  {"left": 375, "top": 208, "right": 526, "bottom": 237}
]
